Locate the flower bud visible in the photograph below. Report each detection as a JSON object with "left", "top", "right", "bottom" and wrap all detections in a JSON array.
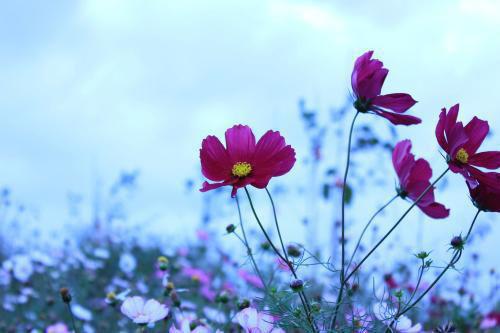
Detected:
[
  {"left": 105, "top": 291, "right": 117, "bottom": 305},
  {"left": 286, "top": 244, "right": 302, "bottom": 258},
  {"left": 59, "top": 287, "right": 72, "bottom": 303},
  {"left": 238, "top": 298, "right": 250, "bottom": 310},
  {"left": 416, "top": 251, "right": 430, "bottom": 259},
  {"left": 260, "top": 242, "right": 271, "bottom": 251},
  {"left": 226, "top": 224, "right": 236, "bottom": 233},
  {"left": 450, "top": 236, "right": 464, "bottom": 250},
  {"left": 216, "top": 291, "right": 230, "bottom": 304},
  {"left": 157, "top": 256, "right": 169, "bottom": 271},
  {"left": 290, "top": 279, "right": 304, "bottom": 292},
  {"left": 170, "top": 290, "right": 181, "bottom": 307}
]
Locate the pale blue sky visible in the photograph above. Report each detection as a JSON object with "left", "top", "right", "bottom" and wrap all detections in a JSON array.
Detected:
[{"left": 0, "top": 1, "right": 499, "bottom": 293}]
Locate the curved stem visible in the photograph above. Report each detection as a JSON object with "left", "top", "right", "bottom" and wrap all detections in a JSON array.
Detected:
[
  {"left": 345, "top": 167, "right": 449, "bottom": 283},
  {"left": 244, "top": 187, "right": 317, "bottom": 333},
  {"left": 346, "top": 194, "right": 399, "bottom": 273},
  {"left": 330, "top": 111, "right": 359, "bottom": 330},
  {"left": 235, "top": 195, "right": 269, "bottom": 293},
  {"left": 396, "top": 209, "right": 481, "bottom": 318}
]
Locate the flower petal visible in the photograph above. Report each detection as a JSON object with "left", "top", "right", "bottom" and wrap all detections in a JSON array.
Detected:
[
  {"left": 357, "top": 67, "right": 388, "bottom": 100},
  {"left": 435, "top": 108, "right": 448, "bottom": 151},
  {"left": 469, "top": 151, "right": 500, "bottom": 169},
  {"left": 372, "top": 109, "right": 422, "bottom": 126},
  {"left": 200, "top": 135, "right": 231, "bottom": 181},
  {"left": 225, "top": 125, "right": 256, "bottom": 163},
  {"left": 463, "top": 116, "right": 489, "bottom": 154},
  {"left": 371, "top": 93, "right": 417, "bottom": 113},
  {"left": 417, "top": 202, "right": 450, "bottom": 219},
  {"left": 392, "top": 140, "right": 414, "bottom": 185},
  {"left": 253, "top": 130, "right": 296, "bottom": 179}
]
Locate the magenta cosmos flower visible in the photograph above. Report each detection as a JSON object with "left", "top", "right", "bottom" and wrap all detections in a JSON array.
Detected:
[
  {"left": 467, "top": 178, "right": 500, "bottom": 212},
  {"left": 436, "top": 104, "right": 500, "bottom": 189},
  {"left": 351, "top": 51, "right": 420, "bottom": 125},
  {"left": 393, "top": 140, "right": 449, "bottom": 218},
  {"left": 200, "top": 125, "right": 296, "bottom": 197}
]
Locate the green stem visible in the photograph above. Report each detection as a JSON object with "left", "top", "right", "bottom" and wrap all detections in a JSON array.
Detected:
[
  {"left": 234, "top": 195, "right": 269, "bottom": 293},
  {"left": 346, "top": 194, "right": 399, "bottom": 273},
  {"left": 396, "top": 209, "right": 481, "bottom": 319},
  {"left": 244, "top": 187, "right": 317, "bottom": 333},
  {"left": 345, "top": 167, "right": 449, "bottom": 283},
  {"left": 330, "top": 111, "right": 359, "bottom": 329},
  {"left": 66, "top": 303, "right": 79, "bottom": 333}
]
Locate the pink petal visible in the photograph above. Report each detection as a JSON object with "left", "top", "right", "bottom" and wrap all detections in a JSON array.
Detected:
[
  {"left": 371, "top": 93, "right": 417, "bottom": 113},
  {"left": 467, "top": 166, "right": 500, "bottom": 191},
  {"left": 417, "top": 202, "right": 450, "bottom": 219},
  {"left": 351, "top": 50, "right": 374, "bottom": 93},
  {"left": 463, "top": 116, "right": 489, "bottom": 154},
  {"left": 469, "top": 151, "right": 500, "bottom": 169},
  {"left": 200, "top": 135, "right": 231, "bottom": 181},
  {"left": 406, "top": 180, "right": 435, "bottom": 207},
  {"left": 372, "top": 109, "right": 422, "bottom": 126},
  {"left": 253, "top": 130, "right": 296, "bottom": 180},
  {"left": 444, "top": 104, "right": 460, "bottom": 139},
  {"left": 435, "top": 108, "right": 448, "bottom": 151},
  {"left": 357, "top": 67, "right": 388, "bottom": 100},
  {"left": 225, "top": 125, "right": 256, "bottom": 163},
  {"left": 392, "top": 140, "right": 414, "bottom": 185}
]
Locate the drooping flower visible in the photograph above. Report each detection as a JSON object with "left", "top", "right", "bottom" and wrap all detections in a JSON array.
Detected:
[
  {"left": 121, "top": 296, "right": 169, "bottom": 325},
  {"left": 235, "top": 307, "right": 285, "bottom": 333},
  {"left": 200, "top": 125, "right": 295, "bottom": 197},
  {"left": 467, "top": 178, "right": 500, "bottom": 212},
  {"left": 351, "top": 51, "right": 420, "bottom": 125},
  {"left": 392, "top": 140, "right": 450, "bottom": 218},
  {"left": 436, "top": 104, "right": 500, "bottom": 188}
]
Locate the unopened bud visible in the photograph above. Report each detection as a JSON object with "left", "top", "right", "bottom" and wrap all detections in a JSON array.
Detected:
[
  {"left": 157, "top": 256, "right": 169, "bottom": 271},
  {"left": 226, "top": 224, "right": 236, "bottom": 233},
  {"left": 290, "top": 279, "right": 304, "bottom": 292},
  {"left": 59, "top": 287, "right": 72, "bottom": 303},
  {"left": 238, "top": 298, "right": 250, "bottom": 310},
  {"left": 450, "top": 236, "right": 464, "bottom": 250},
  {"left": 287, "top": 244, "right": 302, "bottom": 258},
  {"left": 216, "top": 291, "right": 230, "bottom": 304}
]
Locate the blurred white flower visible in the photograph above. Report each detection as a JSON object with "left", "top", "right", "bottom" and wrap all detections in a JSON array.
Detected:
[
  {"left": 9, "top": 255, "right": 34, "bottom": 283},
  {"left": 235, "top": 307, "right": 284, "bottom": 333},
  {"left": 46, "top": 323, "right": 69, "bottom": 333},
  {"left": 72, "top": 304, "right": 93, "bottom": 321},
  {"left": 119, "top": 253, "right": 137, "bottom": 274},
  {"left": 169, "top": 319, "right": 211, "bottom": 333},
  {"left": 121, "top": 296, "right": 169, "bottom": 324},
  {"left": 373, "top": 302, "right": 422, "bottom": 333}
]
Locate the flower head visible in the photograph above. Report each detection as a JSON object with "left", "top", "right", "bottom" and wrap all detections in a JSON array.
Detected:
[
  {"left": 467, "top": 179, "right": 500, "bottom": 212},
  {"left": 392, "top": 140, "right": 450, "bottom": 218},
  {"left": 200, "top": 125, "right": 295, "bottom": 197},
  {"left": 121, "top": 296, "right": 169, "bottom": 325},
  {"left": 436, "top": 104, "right": 500, "bottom": 189},
  {"left": 235, "top": 307, "right": 285, "bottom": 333},
  {"left": 351, "top": 51, "right": 420, "bottom": 125}
]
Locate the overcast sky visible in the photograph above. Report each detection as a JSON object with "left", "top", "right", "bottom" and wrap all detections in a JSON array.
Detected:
[{"left": 0, "top": 1, "right": 499, "bottom": 287}]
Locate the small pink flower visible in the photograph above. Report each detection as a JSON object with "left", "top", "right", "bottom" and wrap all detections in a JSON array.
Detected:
[
  {"left": 121, "top": 296, "right": 168, "bottom": 325},
  {"left": 480, "top": 311, "right": 500, "bottom": 329},
  {"left": 238, "top": 269, "right": 264, "bottom": 289},
  {"left": 46, "top": 323, "right": 69, "bottom": 333},
  {"left": 351, "top": 51, "right": 420, "bottom": 125},
  {"left": 182, "top": 267, "right": 211, "bottom": 285},
  {"left": 235, "top": 307, "right": 284, "bottom": 333},
  {"left": 200, "top": 125, "right": 296, "bottom": 197}
]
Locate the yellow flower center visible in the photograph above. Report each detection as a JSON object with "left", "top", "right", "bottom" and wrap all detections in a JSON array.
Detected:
[
  {"left": 455, "top": 148, "right": 469, "bottom": 164},
  {"left": 232, "top": 162, "right": 252, "bottom": 177}
]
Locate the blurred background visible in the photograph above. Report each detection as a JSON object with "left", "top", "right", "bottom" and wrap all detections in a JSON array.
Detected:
[{"left": 0, "top": 0, "right": 499, "bottom": 293}]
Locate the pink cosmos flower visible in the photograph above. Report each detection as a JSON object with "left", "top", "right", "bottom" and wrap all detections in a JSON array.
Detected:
[
  {"left": 467, "top": 178, "right": 500, "bottom": 212},
  {"left": 235, "top": 307, "right": 285, "bottom": 333},
  {"left": 351, "top": 51, "right": 420, "bottom": 125},
  {"left": 46, "top": 323, "right": 69, "bottom": 333},
  {"left": 200, "top": 125, "right": 296, "bottom": 197},
  {"left": 238, "top": 269, "right": 264, "bottom": 289},
  {"left": 121, "top": 296, "right": 168, "bottom": 324},
  {"left": 392, "top": 140, "right": 450, "bottom": 218},
  {"left": 436, "top": 104, "right": 500, "bottom": 189},
  {"left": 182, "top": 267, "right": 211, "bottom": 285},
  {"left": 480, "top": 311, "right": 500, "bottom": 329}
]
